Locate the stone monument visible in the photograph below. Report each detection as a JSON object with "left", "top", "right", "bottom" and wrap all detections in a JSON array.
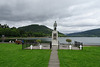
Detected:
[{"left": 52, "top": 21, "right": 58, "bottom": 46}]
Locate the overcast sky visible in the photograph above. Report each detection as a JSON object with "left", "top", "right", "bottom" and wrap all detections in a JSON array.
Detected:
[{"left": 0, "top": 0, "right": 100, "bottom": 33}]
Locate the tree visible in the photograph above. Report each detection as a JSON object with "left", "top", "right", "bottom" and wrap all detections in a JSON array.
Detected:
[
  {"left": 36, "top": 39, "right": 41, "bottom": 45},
  {"left": 3, "top": 24, "right": 9, "bottom": 28},
  {"left": 66, "top": 39, "right": 72, "bottom": 45},
  {"left": 0, "top": 24, "right": 1, "bottom": 28}
]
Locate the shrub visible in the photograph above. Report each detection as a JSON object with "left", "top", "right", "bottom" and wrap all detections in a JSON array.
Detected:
[
  {"left": 36, "top": 39, "right": 41, "bottom": 44},
  {"left": 66, "top": 39, "right": 72, "bottom": 45}
]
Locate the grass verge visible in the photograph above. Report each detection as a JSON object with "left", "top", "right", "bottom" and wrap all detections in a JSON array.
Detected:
[
  {"left": 58, "top": 47, "right": 100, "bottom": 67},
  {"left": 0, "top": 43, "right": 51, "bottom": 67}
]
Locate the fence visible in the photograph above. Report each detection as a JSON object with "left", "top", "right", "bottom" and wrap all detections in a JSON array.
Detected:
[
  {"left": 22, "top": 40, "right": 51, "bottom": 49},
  {"left": 21, "top": 40, "right": 83, "bottom": 50}
]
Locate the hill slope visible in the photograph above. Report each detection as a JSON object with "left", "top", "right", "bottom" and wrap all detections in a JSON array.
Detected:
[
  {"left": 18, "top": 24, "right": 66, "bottom": 37},
  {"left": 67, "top": 28, "right": 100, "bottom": 37},
  {"left": 18, "top": 24, "right": 52, "bottom": 34}
]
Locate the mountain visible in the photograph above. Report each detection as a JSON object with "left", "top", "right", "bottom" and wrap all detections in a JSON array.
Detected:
[
  {"left": 18, "top": 24, "right": 52, "bottom": 34},
  {"left": 18, "top": 24, "right": 66, "bottom": 37},
  {"left": 67, "top": 28, "right": 100, "bottom": 37}
]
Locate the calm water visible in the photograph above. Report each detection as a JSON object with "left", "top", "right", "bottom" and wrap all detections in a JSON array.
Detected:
[
  {"left": 24, "top": 37, "right": 100, "bottom": 45},
  {"left": 1, "top": 37, "right": 100, "bottom": 45}
]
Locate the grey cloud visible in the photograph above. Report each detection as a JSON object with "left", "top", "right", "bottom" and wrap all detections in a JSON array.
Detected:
[
  {"left": 0, "top": 0, "right": 89, "bottom": 22},
  {"left": 0, "top": 0, "right": 100, "bottom": 33}
]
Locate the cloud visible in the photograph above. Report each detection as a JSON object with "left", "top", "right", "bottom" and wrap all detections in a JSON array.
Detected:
[{"left": 0, "top": 0, "right": 100, "bottom": 33}]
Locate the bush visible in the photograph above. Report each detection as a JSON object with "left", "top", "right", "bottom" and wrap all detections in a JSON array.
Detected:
[
  {"left": 36, "top": 39, "right": 41, "bottom": 43},
  {"left": 66, "top": 39, "right": 72, "bottom": 45}
]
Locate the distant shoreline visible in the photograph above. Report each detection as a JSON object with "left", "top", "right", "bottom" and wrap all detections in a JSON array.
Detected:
[{"left": 6, "top": 37, "right": 50, "bottom": 39}]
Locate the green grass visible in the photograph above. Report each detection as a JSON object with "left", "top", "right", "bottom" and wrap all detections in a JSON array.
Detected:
[
  {"left": 58, "top": 47, "right": 100, "bottom": 67},
  {"left": 0, "top": 43, "right": 51, "bottom": 67}
]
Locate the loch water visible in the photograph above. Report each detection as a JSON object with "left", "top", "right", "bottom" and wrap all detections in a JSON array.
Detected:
[
  {"left": 1, "top": 37, "right": 100, "bottom": 45},
  {"left": 24, "top": 37, "right": 100, "bottom": 45}
]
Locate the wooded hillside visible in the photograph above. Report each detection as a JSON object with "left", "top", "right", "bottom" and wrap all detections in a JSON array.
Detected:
[{"left": 0, "top": 24, "right": 66, "bottom": 37}]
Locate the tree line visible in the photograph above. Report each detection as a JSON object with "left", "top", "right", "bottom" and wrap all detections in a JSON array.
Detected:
[{"left": 0, "top": 24, "right": 49, "bottom": 37}]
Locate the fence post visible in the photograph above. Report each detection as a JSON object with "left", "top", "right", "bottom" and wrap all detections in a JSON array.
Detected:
[
  {"left": 81, "top": 43, "right": 83, "bottom": 50},
  {"left": 50, "top": 42, "right": 52, "bottom": 49}
]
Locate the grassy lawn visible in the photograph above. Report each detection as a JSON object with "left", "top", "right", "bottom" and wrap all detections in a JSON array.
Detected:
[
  {"left": 0, "top": 43, "right": 51, "bottom": 67},
  {"left": 58, "top": 47, "right": 100, "bottom": 67}
]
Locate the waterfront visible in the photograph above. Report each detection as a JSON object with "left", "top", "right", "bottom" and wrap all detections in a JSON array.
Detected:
[
  {"left": 1, "top": 37, "right": 100, "bottom": 45},
  {"left": 23, "top": 37, "right": 100, "bottom": 45}
]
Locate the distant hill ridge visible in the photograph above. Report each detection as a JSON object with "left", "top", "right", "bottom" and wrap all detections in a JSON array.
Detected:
[
  {"left": 67, "top": 28, "right": 100, "bottom": 37},
  {"left": 18, "top": 24, "right": 66, "bottom": 37},
  {"left": 18, "top": 24, "right": 52, "bottom": 34}
]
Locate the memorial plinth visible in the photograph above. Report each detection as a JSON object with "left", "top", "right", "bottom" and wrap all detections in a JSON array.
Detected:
[{"left": 52, "top": 30, "right": 58, "bottom": 45}]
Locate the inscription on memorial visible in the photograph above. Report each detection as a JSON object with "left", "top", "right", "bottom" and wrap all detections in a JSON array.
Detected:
[{"left": 53, "top": 33, "right": 57, "bottom": 40}]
